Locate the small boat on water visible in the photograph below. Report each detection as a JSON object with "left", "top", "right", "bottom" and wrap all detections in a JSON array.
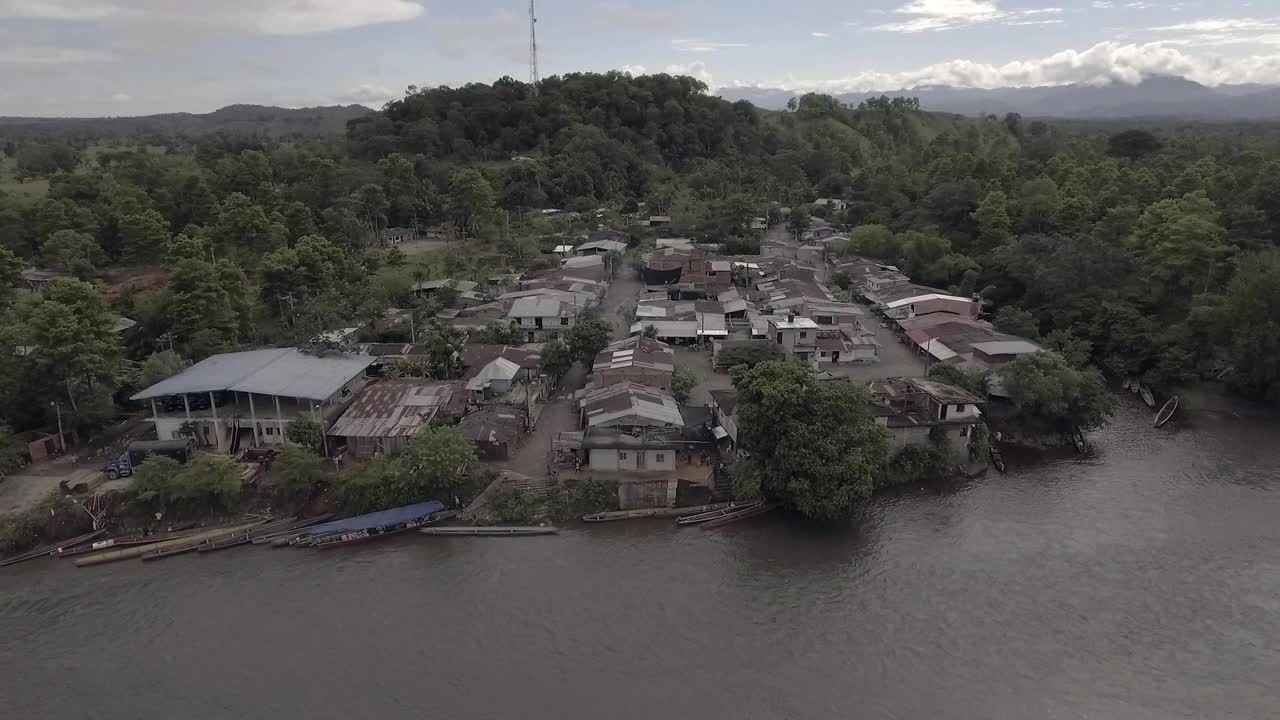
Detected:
[
  {"left": 141, "top": 520, "right": 270, "bottom": 561},
  {"left": 202, "top": 514, "right": 335, "bottom": 552},
  {"left": 77, "top": 523, "right": 262, "bottom": 567},
  {"left": 1139, "top": 384, "right": 1156, "bottom": 408},
  {"left": 55, "top": 529, "right": 200, "bottom": 558},
  {"left": 677, "top": 502, "right": 761, "bottom": 526},
  {"left": 420, "top": 526, "right": 557, "bottom": 536},
  {"left": 582, "top": 502, "right": 735, "bottom": 523},
  {"left": 310, "top": 510, "right": 455, "bottom": 548},
  {"left": 0, "top": 528, "right": 107, "bottom": 568},
  {"left": 283, "top": 501, "right": 446, "bottom": 548},
  {"left": 701, "top": 503, "right": 777, "bottom": 529},
  {"left": 1154, "top": 396, "right": 1180, "bottom": 428}
]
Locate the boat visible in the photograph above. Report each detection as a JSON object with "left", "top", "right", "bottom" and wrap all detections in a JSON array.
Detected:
[
  {"left": 1154, "top": 396, "right": 1180, "bottom": 428},
  {"left": 141, "top": 520, "right": 269, "bottom": 561},
  {"left": 283, "top": 501, "right": 446, "bottom": 548},
  {"left": 0, "top": 528, "right": 106, "bottom": 568},
  {"left": 582, "top": 502, "right": 735, "bottom": 523},
  {"left": 75, "top": 523, "right": 261, "bottom": 567},
  {"left": 700, "top": 503, "right": 777, "bottom": 529},
  {"left": 677, "top": 502, "right": 761, "bottom": 526},
  {"left": 202, "top": 514, "right": 334, "bottom": 552},
  {"left": 309, "top": 510, "right": 456, "bottom": 548},
  {"left": 1138, "top": 384, "right": 1156, "bottom": 408},
  {"left": 420, "top": 526, "right": 557, "bottom": 536},
  {"left": 55, "top": 529, "right": 200, "bottom": 558}
]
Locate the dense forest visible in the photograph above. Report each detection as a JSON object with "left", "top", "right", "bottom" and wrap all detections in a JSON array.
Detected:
[{"left": 1, "top": 71, "right": 1279, "bottom": 459}]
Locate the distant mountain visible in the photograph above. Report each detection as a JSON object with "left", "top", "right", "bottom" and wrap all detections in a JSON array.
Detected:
[
  {"left": 0, "top": 104, "right": 372, "bottom": 140},
  {"left": 717, "top": 77, "right": 1280, "bottom": 120}
]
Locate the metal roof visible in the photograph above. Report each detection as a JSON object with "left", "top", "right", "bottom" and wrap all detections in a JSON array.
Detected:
[
  {"left": 508, "top": 296, "right": 566, "bottom": 318},
  {"left": 576, "top": 239, "right": 628, "bottom": 253},
  {"left": 413, "top": 279, "right": 478, "bottom": 293},
  {"left": 629, "top": 320, "right": 699, "bottom": 338},
  {"left": 131, "top": 348, "right": 373, "bottom": 401},
  {"left": 561, "top": 255, "right": 604, "bottom": 269},
  {"left": 769, "top": 316, "right": 820, "bottom": 330},
  {"left": 581, "top": 382, "right": 684, "bottom": 428},
  {"left": 884, "top": 292, "right": 972, "bottom": 310},
  {"left": 972, "top": 340, "right": 1042, "bottom": 356},
  {"left": 592, "top": 336, "right": 675, "bottom": 374},
  {"left": 465, "top": 357, "right": 521, "bottom": 391},
  {"left": 329, "top": 380, "right": 457, "bottom": 438}
]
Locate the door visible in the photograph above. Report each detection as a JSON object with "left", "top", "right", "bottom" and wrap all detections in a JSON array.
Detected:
[{"left": 636, "top": 451, "right": 647, "bottom": 469}]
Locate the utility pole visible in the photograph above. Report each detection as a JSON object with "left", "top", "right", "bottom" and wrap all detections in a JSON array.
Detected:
[
  {"left": 50, "top": 400, "right": 65, "bottom": 454},
  {"left": 528, "top": 0, "right": 539, "bottom": 90}
]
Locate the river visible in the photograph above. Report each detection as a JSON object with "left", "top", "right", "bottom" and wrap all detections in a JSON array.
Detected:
[{"left": 2, "top": 402, "right": 1278, "bottom": 719}]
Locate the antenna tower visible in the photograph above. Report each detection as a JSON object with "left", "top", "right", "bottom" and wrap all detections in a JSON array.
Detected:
[{"left": 529, "top": 0, "right": 539, "bottom": 89}]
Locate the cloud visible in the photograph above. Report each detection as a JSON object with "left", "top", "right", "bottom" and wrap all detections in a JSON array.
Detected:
[
  {"left": 725, "top": 41, "right": 1280, "bottom": 92},
  {"left": 0, "top": 45, "right": 116, "bottom": 64},
  {"left": 1, "top": 1, "right": 425, "bottom": 36},
  {"left": 334, "top": 83, "right": 398, "bottom": 107},
  {"left": 1092, "top": 1, "right": 1113, "bottom": 8},
  {"left": 812, "top": 31, "right": 831, "bottom": 38},
  {"left": 592, "top": 1, "right": 678, "bottom": 31},
  {"left": 620, "top": 64, "right": 648, "bottom": 75},
  {"left": 110, "top": 92, "right": 129, "bottom": 102},
  {"left": 1151, "top": 18, "right": 1280, "bottom": 33},
  {"left": 1148, "top": 16, "right": 1280, "bottom": 47},
  {"left": 672, "top": 38, "right": 749, "bottom": 53},
  {"left": 871, "top": 0, "right": 1063, "bottom": 33},
  {"left": 665, "top": 60, "right": 714, "bottom": 89}
]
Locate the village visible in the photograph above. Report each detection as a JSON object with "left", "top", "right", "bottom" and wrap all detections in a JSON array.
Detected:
[{"left": 0, "top": 206, "right": 1055, "bottom": 531}]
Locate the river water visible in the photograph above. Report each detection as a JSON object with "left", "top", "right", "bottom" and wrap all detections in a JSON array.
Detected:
[{"left": 3, "top": 402, "right": 1278, "bottom": 719}]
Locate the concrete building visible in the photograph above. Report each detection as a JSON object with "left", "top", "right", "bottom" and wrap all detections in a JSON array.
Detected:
[
  {"left": 131, "top": 348, "right": 374, "bottom": 451},
  {"left": 592, "top": 336, "right": 676, "bottom": 390},
  {"left": 868, "top": 377, "right": 985, "bottom": 461},
  {"left": 767, "top": 315, "right": 820, "bottom": 367},
  {"left": 507, "top": 295, "right": 576, "bottom": 342},
  {"left": 883, "top": 293, "right": 980, "bottom": 321}
]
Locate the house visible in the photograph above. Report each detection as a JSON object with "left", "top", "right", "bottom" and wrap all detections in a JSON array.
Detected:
[
  {"left": 412, "top": 279, "right": 479, "bottom": 298},
  {"left": 629, "top": 320, "right": 699, "bottom": 344},
  {"left": 816, "top": 327, "right": 879, "bottom": 365},
  {"left": 868, "top": 377, "right": 985, "bottom": 461},
  {"left": 970, "top": 340, "right": 1043, "bottom": 368},
  {"left": 464, "top": 357, "right": 522, "bottom": 399},
  {"left": 561, "top": 254, "right": 605, "bottom": 271},
  {"left": 656, "top": 237, "right": 693, "bottom": 249},
  {"left": 507, "top": 295, "right": 576, "bottom": 342},
  {"left": 460, "top": 344, "right": 542, "bottom": 383},
  {"left": 750, "top": 217, "right": 768, "bottom": 231},
  {"left": 813, "top": 198, "right": 848, "bottom": 212},
  {"left": 648, "top": 215, "right": 672, "bottom": 227},
  {"left": 580, "top": 381, "right": 685, "bottom": 432},
  {"left": 883, "top": 292, "right": 979, "bottom": 320},
  {"left": 18, "top": 269, "right": 67, "bottom": 290},
  {"left": 575, "top": 239, "right": 628, "bottom": 255},
  {"left": 130, "top": 348, "right": 374, "bottom": 451},
  {"left": 767, "top": 314, "right": 820, "bottom": 367},
  {"left": 708, "top": 389, "right": 739, "bottom": 449},
  {"left": 329, "top": 380, "right": 463, "bottom": 459},
  {"left": 553, "top": 244, "right": 575, "bottom": 258},
  {"left": 377, "top": 227, "right": 417, "bottom": 246},
  {"left": 458, "top": 406, "right": 525, "bottom": 460},
  {"left": 592, "top": 336, "right": 675, "bottom": 390}
]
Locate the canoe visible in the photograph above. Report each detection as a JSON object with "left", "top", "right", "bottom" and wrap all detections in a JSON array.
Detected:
[
  {"left": 677, "top": 502, "right": 761, "bottom": 526},
  {"left": 309, "top": 511, "right": 456, "bottom": 548},
  {"left": 141, "top": 520, "right": 269, "bottom": 561},
  {"left": 582, "top": 502, "right": 735, "bottom": 523},
  {"left": 420, "top": 526, "right": 557, "bottom": 536},
  {"left": 55, "top": 529, "right": 201, "bottom": 558},
  {"left": 701, "top": 503, "right": 777, "bottom": 529},
  {"left": 76, "top": 523, "right": 261, "bottom": 567},
  {"left": 1139, "top": 384, "right": 1156, "bottom": 408},
  {"left": 1154, "top": 396, "right": 1180, "bottom": 428},
  {"left": 0, "top": 528, "right": 107, "bottom": 568},
  {"left": 202, "top": 515, "right": 335, "bottom": 552}
]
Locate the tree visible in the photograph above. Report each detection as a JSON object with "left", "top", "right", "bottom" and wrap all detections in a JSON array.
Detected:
[
  {"left": 926, "top": 364, "right": 989, "bottom": 399},
  {"left": 731, "top": 361, "right": 888, "bottom": 520},
  {"left": 1000, "top": 351, "right": 1114, "bottom": 432},
  {"left": 118, "top": 209, "right": 171, "bottom": 264},
  {"left": 170, "top": 454, "right": 242, "bottom": 515},
  {"left": 24, "top": 279, "right": 120, "bottom": 414},
  {"left": 138, "top": 351, "right": 190, "bottom": 389},
  {"left": 285, "top": 418, "right": 325, "bottom": 453},
  {"left": 1214, "top": 250, "right": 1280, "bottom": 399},
  {"left": 539, "top": 337, "right": 574, "bottom": 380},
  {"left": 787, "top": 206, "right": 810, "bottom": 235},
  {"left": 670, "top": 367, "right": 696, "bottom": 404},
  {"left": 128, "top": 455, "right": 183, "bottom": 513},
  {"left": 1107, "top": 129, "right": 1162, "bottom": 160},
  {"left": 566, "top": 310, "right": 612, "bottom": 363},
  {"left": 992, "top": 306, "right": 1040, "bottom": 339},
  {"left": 40, "top": 229, "right": 103, "bottom": 277},
  {"left": 270, "top": 446, "right": 327, "bottom": 504},
  {"left": 0, "top": 423, "right": 24, "bottom": 480},
  {"left": 336, "top": 426, "right": 477, "bottom": 513},
  {"left": 1134, "top": 191, "right": 1228, "bottom": 297},
  {"left": 446, "top": 168, "right": 496, "bottom": 236},
  {"left": 0, "top": 246, "right": 21, "bottom": 306},
  {"left": 1019, "top": 176, "right": 1060, "bottom": 232},
  {"left": 168, "top": 258, "right": 241, "bottom": 357},
  {"left": 849, "top": 224, "right": 898, "bottom": 259},
  {"left": 973, "top": 190, "right": 1012, "bottom": 249}
]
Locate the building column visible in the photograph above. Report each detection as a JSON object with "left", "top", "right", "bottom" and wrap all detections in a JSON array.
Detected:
[
  {"left": 248, "top": 393, "right": 260, "bottom": 447},
  {"left": 274, "top": 395, "right": 286, "bottom": 445},
  {"left": 209, "top": 391, "right": 222, "bottom": 451}
]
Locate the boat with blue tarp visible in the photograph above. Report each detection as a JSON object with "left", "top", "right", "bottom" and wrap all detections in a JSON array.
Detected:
[{"left": 285, "top": 501, "right": 447, "bottom": 548}]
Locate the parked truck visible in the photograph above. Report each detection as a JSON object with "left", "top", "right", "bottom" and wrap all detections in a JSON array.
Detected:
[{"left": 103, "top": 439, "right": 196, "bottom": 480}]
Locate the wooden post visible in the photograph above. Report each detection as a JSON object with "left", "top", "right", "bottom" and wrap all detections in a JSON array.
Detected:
[
  {"left": 209, "top": 391, "right": 221, "bottom": 451},
  {"left": 248, "top": 393, "right": 260, "bottom": 447},
  {"left": 274, "top": 395, "right": 285, "bottom": 445}
]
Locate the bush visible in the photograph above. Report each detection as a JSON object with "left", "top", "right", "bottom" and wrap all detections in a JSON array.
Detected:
[
  {"left": 544, "top": 478, "right": 618, "bottom": 522},
  {"left": 127, "top": 454, "right": 243, "bottom": 517},
  {"left": 883, "top": 445, "right": 952, "bottom": 488},
  {"left": 285, "top": 418, "right": 324, "bottom": 452},
  {"left": 270, "top": 446, "right": 327, "bottom": 505},
  {"left": 488, "top": 485, "right": 541, "bottom": 524},
  {"left": 670, "top": 367, "right": 696, "bottom": 404}
]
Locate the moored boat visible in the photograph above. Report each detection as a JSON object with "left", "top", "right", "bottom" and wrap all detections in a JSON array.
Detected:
[
  {"left": 283, "top": 501, "right": 446, "bottom": 548},
  {"left": 420, "top": 526, "right": 557, "bottom": 536},
  {"left": 677, "top": 502, "right": 760, "bottom": 526},
  {"left": 700, "top": 503, "right": 777, "bottom": 529},
  {"left": 309, "top": 510, "right": 455, "bottom": 548},
  {"left": 55, "top": 529, "right": 200, "bottom": 558},
  {"left": 1139, "top": 384, "right": 1156, "bottom": 408},
  {"left": 1154, "top": 396, "right": 1180, "bottom": 428},
  {"left": 0, "top": 528, "right": 107, "bottom": 568},
  {"left": 76, "top": 523, "right": 261, "bottom": 567},
  {"left": 203, "top": 514, "right": 335, "bottom": 552},
  {"left": 582, "top": 502, "right": 735, "bottom": 523}
]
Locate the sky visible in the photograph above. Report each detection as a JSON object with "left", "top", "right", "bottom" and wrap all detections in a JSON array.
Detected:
[{"left": 1, "top": 0, "right": 1279, "bottom": 116}]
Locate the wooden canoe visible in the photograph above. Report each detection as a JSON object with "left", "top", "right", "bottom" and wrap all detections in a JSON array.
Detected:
[
  {"left": 201, "top": 515, "right": 334, "bottom": 552},
  {"left": 700, "top": 503, "right": 777, "bottom": 529},
  {"left": 0, "top": 528, "right": 107, "bottom": 568},
  {"left": 582, "top": 503, "right": 735, "bottom": 523},
  {"left": 1139, "top": 384, "right": 1156, "bottom": 408},
  {"left": 76, "top": 523, "right": 261, "bottom": 567},
  {"left": 1154, "top": 396, "right": 1179, "bottom": 428},
  {"left": 677, "top": 502, "right": 761, "bottom": 526},
  {"left": 420, "top": 526, "right": 557, "bottom": 536}
]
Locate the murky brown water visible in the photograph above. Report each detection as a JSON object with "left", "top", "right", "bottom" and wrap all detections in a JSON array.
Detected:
[{"left": 3, "top": 402, "right": 1278, "bottom": 719}]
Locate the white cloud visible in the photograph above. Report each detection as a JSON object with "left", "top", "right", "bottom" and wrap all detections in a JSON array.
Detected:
[
  {"left": 1149, "top": 16, "right": 1280, "bottom": 47},
  {"left": 620, "top": 64, "right": 648, "bottom": 75},
  {"left": 672, "top": 38, "right": 749, "bottom": 53},
  {"left": 727, "top": 41, "right": 1280, "bottom": 91},
  {"left": 334, "top": 83, "right": 398, "bottom": 107},
  {"left": 1092, "top": 1, "right": 1114, "bottom": 8},
  {"left": 1151, "top": 18, "right": 1280, "bottom": 33},
  {"left": 812, "top": 31, "right": 831, "bottom": 38},
  {"left": 1, "top": 1, "right": 424, "bottom": 36},
  {"left": 872, "top": 0, "right": 1063, "bottom": 32},
  {"left": 0, "top": 46, "right": 116, "bottom": 64},
  {"left": 665, "top": 60, "right": 714, "bottom": 89}
]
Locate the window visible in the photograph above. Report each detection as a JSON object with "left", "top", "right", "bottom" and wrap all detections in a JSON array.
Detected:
[
  {"left": 560, "top": 317, "right": 568, "bottom": 325},
  {"left": 655, "top": 453, "right": 665, "bottom": 463},
  {"left": 776, "top": 332, "right": 783, "bottom": 344},
  {"left": 618, "top": 451, "right": 629, "bottom": 460},
  {"left": 799, "top": 331, "right": 807, "bottom": 340}
]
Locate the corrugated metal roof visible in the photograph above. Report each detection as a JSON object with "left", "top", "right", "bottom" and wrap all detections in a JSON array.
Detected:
[
  {"left": 972, "top": 340, "right": 1042, "bottom": 356},
  {"left": 465, "top": 357, "right": 521, "bottom": 391},
  {"left": 884, "top": 292, "right": 972, "bottom": 309},
  {"left": 582, "top": 382, "right": 683, "bottom": 428},
  {"left": 508, "top": 296, "right": 566, "bottom": 318},
  {"left": 329, "top": 381, "right": 457, "bottom": 438},
  {"left": 131, "top": 348, "right": 373, "bottom": 401}
]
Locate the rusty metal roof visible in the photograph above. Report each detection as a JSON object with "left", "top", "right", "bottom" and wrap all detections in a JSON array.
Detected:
[{"left": 329, "top": 380, "right": 460, "bottom": 439}]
